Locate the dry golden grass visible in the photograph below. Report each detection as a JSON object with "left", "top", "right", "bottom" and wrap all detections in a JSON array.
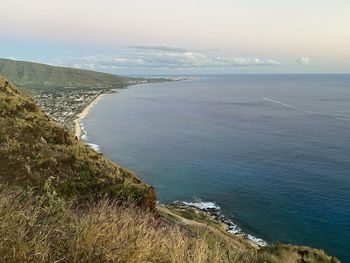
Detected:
[
  {"left": 0, "top": 184, "right": 255, "bottom": 263},
  {"left": 257, "top": 243, "right": 340, "bottom": 263},
  {"left": 0, "top": 183, "right": 339, "bottom": 263}
]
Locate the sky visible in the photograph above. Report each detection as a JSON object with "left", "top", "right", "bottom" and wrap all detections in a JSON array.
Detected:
[{"left": 1, "top": 0, "right": 349, "bottom": 74}]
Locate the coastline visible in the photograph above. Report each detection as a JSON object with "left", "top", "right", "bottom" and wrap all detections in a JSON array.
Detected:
[
  {"left": 73, "top": 79, "right": 189, "bottom": 140},
  {"left": 67, "top": 79, "right": 341, "bottom": 261},
  {"left": 74, "top": 92, "right": 105, "bottom": 140},
  {"left": 72, "top": 82, "right": 267, "bottom": 249},
  {"left": 166, "top": 200, "right": 267, "bottom": 247}
]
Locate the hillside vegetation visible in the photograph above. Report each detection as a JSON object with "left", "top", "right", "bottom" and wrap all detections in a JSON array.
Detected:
[
  {"left": 0, "top": 58, "right": 136, "bottom": 90},
  {"left": 0, "top": 76, "right": 156, "bottom": 209},
  {"left": 0, "top": 184, "right": 259, "bottom": 263},
  {"left": 0, "top": 77, "right": 341, "bottom": 262}
]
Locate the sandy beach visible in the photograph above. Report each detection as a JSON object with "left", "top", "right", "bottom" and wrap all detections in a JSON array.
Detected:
[{"left": 74, "top": 93, "right": 105, "bottom": 140}]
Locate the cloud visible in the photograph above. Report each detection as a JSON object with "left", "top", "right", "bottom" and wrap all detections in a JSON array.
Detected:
[
  {"left": 297, "top": 57, "right": 311, "bottom": 66},
  {"left": 55, "top": 46, "right": 281, "bottom": 72}
]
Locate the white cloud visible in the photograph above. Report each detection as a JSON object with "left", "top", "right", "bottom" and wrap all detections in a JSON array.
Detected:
[
  {"left": 297, "top": 57, "right": 311, "bottom": 66},
  {"left": 55, "top": 46, "right": 281, "bottom": 72}
]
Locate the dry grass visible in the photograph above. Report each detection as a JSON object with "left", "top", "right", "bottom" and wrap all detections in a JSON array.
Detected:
[
  {"left": 0, "top": 184, "right": 256, "bottom": 263},
  {"left": 257, "top": 243, "right": 340, "bottom": 263},
  {"left": 0, "top": 183, "right": 339, "bottom": 263}
]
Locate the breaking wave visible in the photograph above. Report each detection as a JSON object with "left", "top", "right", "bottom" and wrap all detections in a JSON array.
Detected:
[
  {"left": 80, "top": 122, "right": 102, "bottom": 153},
  {"left": 171, "top": 199, "right": 267, "bottom": 247}
]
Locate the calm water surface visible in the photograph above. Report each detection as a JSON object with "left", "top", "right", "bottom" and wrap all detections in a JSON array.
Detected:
[{"left": 83, "top": 75, "right": 350, "bottom": 261}]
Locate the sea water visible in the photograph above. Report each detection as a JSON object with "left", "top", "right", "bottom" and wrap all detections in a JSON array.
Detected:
[{"left": 82, "top": 75, "right": 350, "bottom": 261}]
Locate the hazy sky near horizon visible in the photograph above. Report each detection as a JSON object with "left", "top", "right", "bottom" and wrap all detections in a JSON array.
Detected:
[{"left": 1, "top": 0, "right": 349, "bottom": 74}]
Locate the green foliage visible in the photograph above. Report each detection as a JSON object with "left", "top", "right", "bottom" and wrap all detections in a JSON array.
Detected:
[
  {"left": 0, "top": 76, "right": 156, "bottom": 210},
  {"left": 39, "top": 176, "right": 67, "bottom": 214},
  {"left": 0, "top": 125, "right": 7, "bottom": 143}
]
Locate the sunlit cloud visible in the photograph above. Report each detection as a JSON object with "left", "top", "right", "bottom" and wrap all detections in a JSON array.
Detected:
[{"left": 55, "top": 46, "right": 281, "bottom": 72}]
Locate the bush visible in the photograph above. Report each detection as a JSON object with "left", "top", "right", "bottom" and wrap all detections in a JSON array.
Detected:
[{"left": 0, "top": 126, "right": 6, "bottom": 143}]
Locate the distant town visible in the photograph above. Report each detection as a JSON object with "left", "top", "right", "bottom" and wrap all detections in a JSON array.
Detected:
[
  {"left": 34, "top": 87, "right": 109, "bottom": 130},
  {"left": 33, "top": 76, "right": 192, "bottom": 130}
]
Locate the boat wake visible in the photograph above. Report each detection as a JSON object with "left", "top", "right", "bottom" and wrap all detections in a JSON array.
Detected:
[
  {"left": 262, "top": 97, "right": 316, "bottom": 114},
  {"left": 263, "top": 97, "right": 349, "bottom": 121}
]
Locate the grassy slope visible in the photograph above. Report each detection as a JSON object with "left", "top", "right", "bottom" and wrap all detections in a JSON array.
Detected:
[
  {"left": 0, "top": 58, "right": 136, "bottom": 90},
  {"left": 0, "top": 182, "right": 339, "bottom": 263},
  {"left": 0, "top": 76, "right": 156, "bottom": 209},
  {"left": 0, "top": 185, "right": 256, "bottom": 263},
  {"left": 159, "top": 205, "right": 341, "bottom": 263}
]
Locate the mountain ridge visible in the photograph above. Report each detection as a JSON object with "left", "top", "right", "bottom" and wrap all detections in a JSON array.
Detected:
[{"left": 0, "top": 58, "right": 137, "bottom": 90}]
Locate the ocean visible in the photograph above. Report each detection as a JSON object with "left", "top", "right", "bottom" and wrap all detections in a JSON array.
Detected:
[{"left": 82, "top": 74, "right": 350, "bottom": 261}]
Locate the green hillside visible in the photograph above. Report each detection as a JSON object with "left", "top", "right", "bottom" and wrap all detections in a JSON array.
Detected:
[
  {"left": 0, "top": 76, "right": 156, "bottom": 209},
  {"left": 0, "top": 58, "right": 137, "bottom": 90}
]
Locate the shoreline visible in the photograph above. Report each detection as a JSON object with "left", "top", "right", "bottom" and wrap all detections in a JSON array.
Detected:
[
  {"left": 72, "top": 82, "right": 267, "bottom": 249},
  {"left": 73, "top": 79, "right": 188, "bottom": 140},
  {"left": 74, "top": 92, "right": 105, "bottom": 140},
  {"left": 167, "top": 200, "right": 267, "bottom": 247}
]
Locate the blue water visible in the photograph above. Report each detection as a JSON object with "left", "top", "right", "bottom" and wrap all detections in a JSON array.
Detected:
[{"left": 83, "top": 75, "right": 350, "bottom": 261}]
